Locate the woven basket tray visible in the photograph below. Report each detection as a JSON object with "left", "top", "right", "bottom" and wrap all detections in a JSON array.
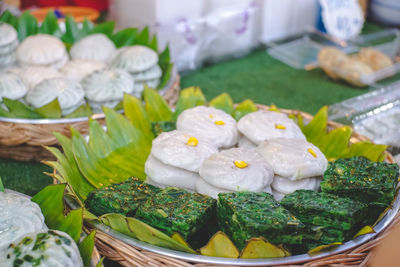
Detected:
[
  {"left": 82, "top": 105, "right": 398, "bottom": 267},
  {"left": 0, "top": 75, "right": 180, "bottom": 162}
]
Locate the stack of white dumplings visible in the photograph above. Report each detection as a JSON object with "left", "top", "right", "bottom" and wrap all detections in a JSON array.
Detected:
[
  {"left": 0, "top": 23, "right": 18, "bottom": 68},
  {"left": 145, "top": 106, "right": 329, "bottom": 201},
  {"left": 0, "top": 22, "right": 163, "bottom": 115},
  {"left": 0, "top": 190, "right": 83, "bottom": 267}
]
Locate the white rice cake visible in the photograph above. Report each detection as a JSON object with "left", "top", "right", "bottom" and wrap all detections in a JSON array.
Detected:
[
  {"left": 70, "top": 33, "right": 116, "bottom": 62},
  {"left": 199, "top": 147, "right": 274, "bottom": 192},
  {"left": 177, "top": 106, "right": 239, "bottom": 148},
  {"left": 151, "top": 130, "right": 218, "bottom": 172},
  {"left": 237, "top": 110, "right": 306, "bottom": 145},
  {"left": 145, "top": 154, "right": 199, "bottom": 190},
  {"left": 256, "top": 138, "right": 328, "bottom": 180}
]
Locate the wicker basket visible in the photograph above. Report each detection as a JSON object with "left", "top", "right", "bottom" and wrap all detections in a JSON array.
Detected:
[
  {"left": 0, "top": 75, "right": 180, "bottom": 162},
  {"left": 82, "top": 104, "right": 398, "bottom": 267}
]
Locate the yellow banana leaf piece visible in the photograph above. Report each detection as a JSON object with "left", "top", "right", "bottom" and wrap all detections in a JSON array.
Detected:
[
  {"left": 308, "top": 242, "right": 342, "bottom": 256},
  {"left": 240, "top": 238, "right": 290, "bottom": 259},
  {"left": 353, "top": 225, "right": 375, "bottom": 239},
  {"left": 209, "top": 93, "right": 234, "bottom": 115},
  {"left": 172, "top": 233, "right": 192, "bottom": 249},
  {"left": 199, "top": 231, "right": 239, "bottom": 258}
]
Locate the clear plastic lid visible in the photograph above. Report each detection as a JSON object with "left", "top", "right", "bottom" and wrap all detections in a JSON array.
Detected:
[
  {"left": 329, "top": 80, "right": 400, "bottom": 152},
  {"left": 267, "top": 28, "right": 400, "bottom": 76},
  {"left": 267, "top": 29, "right": 358, "bottom": 69}
]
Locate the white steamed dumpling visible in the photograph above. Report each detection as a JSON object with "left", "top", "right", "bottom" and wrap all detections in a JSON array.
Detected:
[
  {"left": 18, "top": 66, "right": 62, "bottom": 89},
  {"left": 0, "top": 23, "right": 17, "bottom": 47},
  {"left": 70, "top": 33, "right": 116, "bottom": 62},
  {"left": 25, "top": 77, "right": 84, "bottom": 115},
  {"left": 132, "top": 64, "right": 162, "bottom": 81},
  {"left": 0, "top": 39, "right": 18, "bottom": 56},
  {"left": 256, "top": 138, "right": 328, "bottom": 180},
  {"left": 16, "top": 34, "right": 67, "bottom": 67},
  {"left": 0, "top": 191, "right": 47, "bottom": 250},
  {"left": 271, "top": 175, "right": 321, "bottom": 195},
  {"left": 1, "top": 230, "right": 83, "bottom": 267},
  {"left": 196, "top": 178, "right": 233, "bottom": 199},
  {"left": 271, "top": 189, "right": 286, "bottom": 202},
  {"left": 0, "top": 73, "right": 28, "bottom": 101},
  {"left": 151, "top": 130, "right": 218, "bottom": 172},
  {"left": 60, "top": 59, "right": 107, "bottom": 81},
  {"left": 111, "top": 45, "right": 158, "bottom": 72},
  {"left": 0, "top": 52, "right": 16, "bottom": 67},
  {"left": 238, "top": 135, "right": 257, "bottom": 149},
  {"left": 199, "top": 147, "right": 274, "bottom": 192},
  {"left": 145, "top": 154, "right": 200, "bottom": 190},
  {"left": 177, "top": 106, "right": 239, "bottom": 148},
  {"left": 81, "top": 68, "right": 134, "bottom": 107},
  {"left": 237, "top": 110, "right": 306, "bottom": 145}
]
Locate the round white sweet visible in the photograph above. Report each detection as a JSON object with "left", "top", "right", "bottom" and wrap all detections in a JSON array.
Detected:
[
  {"left": 2, "top": 230, "right": 83, "bottom": 267},
  {"left": 70, "top": 33, "right": 116, "bottom": 62},
  {"left": 49, "top": 53, "right": 69, "bottom": 69},
  {"left": 132, "top": 64, "right": 162, "bottom": 81},
  {"left": 82, "top": 68, "right": 134, "bottom": 103},
  {"left": 196, "top": 178, "right": 233, "bottom": 199},
  {"left": 196, "top": 177, "right": 272, "bottom": 199},
  {"left": 177, "top": 106, "right": 239, "bottom": 148},
  {"left": 61, "top": 59, "right": 107, "bottom": 81},
  {"left": 238, "top": 135, "right": 257, "bottom": 149},
  {"left": 0, "top": 23, "right": 17, "bottom": 46},
  {"left": 256, "top": 138, "right": 328, "bottom": 180},
  {"left": 110, "top": 45, "right": 158, "bottom": 72},
  {"left": 19, "top": 66, "right": 62, "bottom": 89},
  {"left": 25, "top": 77, "right": 85, "bottom": 115},
  {"left": 0, "top": 191, "right": 47, "bottom": 250},
  {"left": 271, "top": 175, "right": 321, "bottom": 195},
  {"left": 0, "top": 52, "right": 16, "bottom": 67},
  {"left": 271, "top": 189, "right": 285, "bottom": 202},
  {"left": 145, "top": 154, "right": 200, "bottom": 190},
  {"left": 237, "top": 110, "right": 306, "bottom": 145},
  {"left": 199, "top": 147, "right": 274, "bottom": 192},
  {"left": 0, "top": 73, "right": 28, "bottom": 101},
  {"left": 151, "top": 130, "right": 218, "bottom": 172},
  {"left": 0, "top": 39, "right": 18, "bottom": 55},
  {"left": 17, "top": 34, "right": 67, "bottom": 66}
]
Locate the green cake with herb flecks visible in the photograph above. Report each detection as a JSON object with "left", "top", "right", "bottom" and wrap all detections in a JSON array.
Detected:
[
  {"left": 321, "top": 157, "right": 399, "bottom": 206},
  {"left": 85, "top": 177, "right": 160, "bottom": 217},
  {"left": 135, "top": 187, "right": 216, "bottom": 241},
  {"left": 217, "top": 192, "right": 304, "bottom": 250},
  {"left": 281, "top": 190, "right": 368, "bottom": 231}
]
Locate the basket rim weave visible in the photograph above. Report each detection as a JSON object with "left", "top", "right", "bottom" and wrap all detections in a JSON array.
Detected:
[{"left": 81, "top": 104, "right": 398, "bottom": 266}]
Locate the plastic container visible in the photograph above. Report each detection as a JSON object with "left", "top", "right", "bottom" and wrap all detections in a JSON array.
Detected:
[
  {"left": 329, "top": 80, "right": 400, "bottom": 154},
  {"left": 267, "top": 30, "right": 358, "bottom": 69}
]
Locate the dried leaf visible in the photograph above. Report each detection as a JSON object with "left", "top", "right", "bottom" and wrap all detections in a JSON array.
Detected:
[
  {"left": 199, "top": 231, "right": 239, "bottom": 258},
  {"left": 353, "top": 225, "right": 375, "bottom": 239},
  {"left": 240, "top": 238, "right": 290, "bottom": 259},
  {"left": 307, "top": 242, "right": 342, "bottom": 256}
]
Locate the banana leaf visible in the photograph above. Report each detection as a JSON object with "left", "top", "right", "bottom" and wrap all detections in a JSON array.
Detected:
[
  {"left": 2, "top": 97, "right": 41, "bottom": 118},
  {"left": 39, "top": 10, "right": 61, "bottom": 36},
  {"left": 209, "top": 93, "right": 234, "bottom": 115},
  {"left": 0, "top": 176, "right": 4, "bottom": 192},
  {"left": 31, "top": 184, "right": 82, "bottom": 243},
  {"left": 173, "top": 86, "right": 206, "bottom": 120},
  {"left": 199, "top": 232, "right": 239, "bottom": 258},
  {"left": 143, "top": 87, "right": 173, "bottom": 122},
  {"left": 100, "top": 213, "right": 195, "bottom": 253},
  {"left": 79, "top": 231, "right": 96, "bottom": 267},
  {"left": 0, "top": 10, "right": 18, "bottom": 29},
  {"left": 232, "top": 99, "right": 257, "bottom": 121},
  {"left": 17, "top": 11, "right": 38, "bottom": 41},
  {"left": 34, "top": 98, "right": 62, "bottom": 118}
]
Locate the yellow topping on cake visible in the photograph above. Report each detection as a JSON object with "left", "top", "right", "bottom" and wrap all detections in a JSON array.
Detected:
[
  {"left": 275, "top": 124, "right": 286, "bottom": 130},
  {"left": 186, "top": 137, "right": 199, "bottom": 147},
  {"left": 308, "top": 148, "right": 317, "bottom": 158},
  {"left": 234, "top": 160, "right": 248, "bottom": 168},
  {"left": 215, "top": 120, "right": 225, "bottom": 125}
]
